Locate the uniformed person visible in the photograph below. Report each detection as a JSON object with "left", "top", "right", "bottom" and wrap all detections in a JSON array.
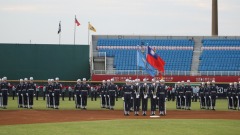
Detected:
[
  {"left": 205, "top": 81, "right": 211, "bottom": 110},
  {"left": 99, "top": 80, "right": 106, "bottom": 108},
  {"left": 26, "top": 77, "right": 36, "bottom": 109},
  {"left": 80, "top": 78, "right": 89, "bottom": 109},
  {"left": 0, "top": 77, "right": 10, "bottom": 109},
  {"left": 149, "top": 78, "right": 157, "bottom": 115},
  {"left": 105, "top": 80, "right": 111, "bottom": 109},
  {"left": 184, "top": 80, "right": 193, "bottom": 110},
  {"left": 157, "top": 79, "right": 167, "bottom": 116},
  {"left": 107, "top": 78, "right": 117, "bottom": 110},
  {"left": 61, "top": 84, "right": 65, "bottom": 101},
  {"left": 199, "top": 82, "right": 206, "bottom": 109},
  {"left": 36, "top": 86, "right": 40, "bottom": 100},
  {"left": 47, "top": 79, "right": 54, "bottom": 108},
  {"left": 122, "top": 79, "right": 133, "bottom": 116},
  {"left": 175, "top": 81, "right": 181, "bottom": 109},
  {"left": 210, "top": 80, "right": 217, "bottom": 110},
  {"left": 74, "top": 79, "right": 81, "bottom": 109},
  {"left": 179, "top": 81, "right": 185, "bottom": 109},
  {"left": 53, "top": 77, "right": 62, "bottom": 109},
  {"left": 22, "top": 78, "right": 28, "bottom": 108},
  {"left": 133, "top": 79, "right": 141, "bottom": 116},
  {"left": 226, "top": 83, "right": 233, "bottom": 109},
  {"left": 140, "top": 78, "right": 149, "bottom": 116},
  {"left": 16, "top": 79, "right": 24, "bottom": 108},
  {"left": 232, "top": 82, "right": 238, "bottom": 110}
]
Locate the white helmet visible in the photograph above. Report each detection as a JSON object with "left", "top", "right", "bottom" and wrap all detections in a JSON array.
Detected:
[
  {"left": 77, "top": 79, "right": 81, "bottom": 83},
  {"left": 83, "top": 78, "right": 86, "bottom": 81},
  {"left": 102, "top": 80, "right": 106, "bottom": 83},
  {"left": 230, "top": 83, "right": 233, "bottom": 86},
  {"left": 143, "top": 78, "right": 147, "bottom": 82},
  {"left": 51, "top": 79, "right": 54, "bottom": 82},
  {"left": 107, "top": 79, "right": 110, "bottom": 82},
  {"left": 181, "top": 81, "right": 184, "bottom": 84},
  {"left": 3, "top": 77, "right": 7, "bottom": 81},
  {"left": 212, "top": 80, "right": 215, "bottom": 83},
  {"left": 187, "top": 80, "right": 190, "bottom": 83},
  {"left": 160, "top": 79, "right": 165, "bottom": 83},
  {"left": 234, "top": 82, "right": 237, "bottom": 85},
  {"left": 125, "top": 79, "right": 129, "bottom": 82},
  {"left": 156, "top": 80, "right": 160, "bottom": 84},
  {"left": 110, "top": 78, "right": 114, "bottom": 82},
  {"left": 20, "top": 79, "right": 23, "bottom": 82},
  {"left": 48, "top": 79, "right": 51, "bottom": 82},
  {"left": 30, "top": 77, "right": 33, "bottom": 81},
  {"left": 207, "top": 81, "right": 210, "bottom": 85},
  {"left": 152, "top": 78, "right": 155, "bottom": 82},
  {"left": 55, "top": 77, "right": 59, "bottom": 81},
  {"left": 24, "top": 78, "right": 28, "bottom": 81},
  {"left": 177, "top": 81, "right": 180, "bottom": 84}
]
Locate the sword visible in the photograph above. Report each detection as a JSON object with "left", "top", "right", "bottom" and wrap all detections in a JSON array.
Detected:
[
  {"left": 27, "top": 94, "right": 30, "bottom": 109},
  {"left": 184, "top": 96, "right": 186, "bottom": 109},
  {"left": 46, "top": 94, "right": 48, "bottom": 108},
  {"left": 74, "top": 95, "right": 77, "bottom": 108},
  {"left": 231, "top": 97, "right": 234, "bottom": 109},
  {"left": 80, "top": 95, "right": 83, "bottom": 109},
  {"left": 164, "top": 98, "right": 167, "bottom": 115},
  {"left": 17, "top": 93, "right": 19, "bottom": 108},
  {"left": 53, "top": 93, "right": 55, "bottom": 109},
  {"left": 238, "top": 96, "right": 239, "bottom": 111},
  {"left": 179, "top": 96, "right": 181, "bottom": 109},
  {"left": 204, "top": 96, "right": 207, "bottom": 109},
  {"left": 199, "top": 97, "right": 202, "bottom": 109}
]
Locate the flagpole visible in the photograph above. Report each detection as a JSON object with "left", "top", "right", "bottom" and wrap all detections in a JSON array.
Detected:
[
  {"left": 88, "top": 22, "right": 90, "bottom": 45},
  {"left": 74, "top": 15, "right": 76, "bottom": 45}
]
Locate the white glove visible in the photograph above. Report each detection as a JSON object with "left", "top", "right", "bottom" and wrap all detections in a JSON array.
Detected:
[
  {"left": 34, "top": 94, "right": 35, "bottom": 96},
  {"left": 107, "top": 95, "right": 109, "bottom": 97},
  {"left": 216, "top": 96, "right": 218, "bottom": 98},
  {"left": 122, "top": 97, "right": 124, "bottom": 100},
  {"left": 52, "top": 93, "right": 54, "bottom": 96},
  {"left": 0, "top": 93, "right": 2, "bottom": 96},
  {"left": 17, "top": 93, "right": 18, "bottom": 96},
  {"left": 21, "top": 94, "right": 23, "bottom": 96},
  {"left": 231, "top": 97, "right": 233, "bottom": 99},
  {"left": 131, "top": 97, "right": 133, "bottom": 99},
  {"left": 99, "top": 95, "right": 101, "bottom": 97},
  {"left": 184, "top": 96, "right": 186, "bottom": 98},
  {"left": 165, "top": 98, "right": 167, "bottom": 101},
  {"left": 191, "top": 96, "right": 193, "bottom": 98},
  {"left": 226, "top": 97, "right": 228, "bottom": 99},
  {"left": 157, "top": 97, "right": 159, "bottom": 99},
  {"left": 104, "top": 95, "right": 106, "bottom": 97},
  {"left": 209, "top": 96, "right": 211, "bottom": 98},
  {"left": 236, "top": 96, "right": 238, "bottom": 99},
  {"left": 26, "top": 93, "right": 28, "bottom": 96},
  {"left": 60, "top": 94, "right": 61, "bottom": 96},
  {"left": 74, "top": 95, "right": 76, "bottom": 97},
  {"left": 80, "top": 95, "right": 82, "bottom": 98},
  {"left": 7, "top": 93, "right": 9, "bottom": 95}
]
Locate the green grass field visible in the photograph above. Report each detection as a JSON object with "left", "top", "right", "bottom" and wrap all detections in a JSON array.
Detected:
[
  {"left": 1, "top": 97, "right": 239, "bottom": 135},
  {"left": 0, "top": 119, "right": 239, "bottom": 135},
  {"left": 2, "top": 97, "right": 232, "bottom": 111}
]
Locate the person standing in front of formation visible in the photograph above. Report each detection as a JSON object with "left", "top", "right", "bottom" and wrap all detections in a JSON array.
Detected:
[
  {"left": 100, "top": 80, "right": 106, "bottom": 108},
  {"left": 184, "top": 80, "right": 193, "bottom": 110},
  {"left": 226, "top": 83, "right": 233, "bottom": 109},
  {"left": 90, "top": 85, "right": 97, "bottom": 101},
  {"left": 199, "top": 82, "right": 206, "bottom": 109},
  {"left": 26, "top": 77, "right": 36, "bottom": 109},
  {"left": 16, "top": 79, "right": 23, "bottom": 108},
  {"left": 122, "top": 79, "right": 133, "bottom": 116},
  {"left": 0, "top": 77, "right": 10, "bottom": 109},
  {"left": 205, "top": 82, "right": 211, "bottom": 110},
  {"left": 53, "top": 77, "right": 62, "bottom": 109},
  {"left": 210, "top": 80, "right": 217, "bottom": 110},
  {"left": 175, "top": 81, "right": 181, "bottom": 109},
  {"left": 133, "top": 79, "right": 141, "bottom": 116},
  {"left": 167, "top": 85, "right": 172, "bottom": 101},
  {"left": 107, "top": 78, "right": 117, "bottom": 110},
  {"left": 22, "top": 78, "right": 28, "bottom": 108},
  {"left": 171, "top": 86, "right": 175, "bottom": 101},
  {"left": 149, "top": 78, "right": 157, "bottom": 116},
  {"left": 157, "top": 79, "right": 167, "bottom": 116},
  {"left": 74, "top": 79, "right": 81, "bottom": 109},
  {"left": 140, "top": 78, "right": 149, "bottom": 116},
  {"left": 232, "top": 82, "right": 238, "bottom": 110},
  {"left": 80, "top": 78, "right": 89, "bottom": 109}
]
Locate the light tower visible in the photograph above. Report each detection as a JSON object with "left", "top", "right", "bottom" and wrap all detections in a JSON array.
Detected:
[{"left": 212, "top": 0, "right": 218, "bottom": 36}]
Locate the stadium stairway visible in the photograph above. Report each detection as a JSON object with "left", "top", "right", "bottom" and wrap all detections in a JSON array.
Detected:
[{"left": 191, "top": 37, "right": 202, "bottom": 75}]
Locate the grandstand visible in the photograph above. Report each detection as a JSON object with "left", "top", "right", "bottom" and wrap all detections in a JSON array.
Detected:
[{"left": 91, "top": 35, "right": 240, "bottom": 78}]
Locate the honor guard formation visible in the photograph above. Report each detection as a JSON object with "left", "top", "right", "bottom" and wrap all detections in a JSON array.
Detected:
[{"left": 1, "top": 76, "right": 240, "bottom": 116}]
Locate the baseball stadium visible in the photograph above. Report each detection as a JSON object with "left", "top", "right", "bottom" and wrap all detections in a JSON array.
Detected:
[{"left": 0, "top": 0, "right": 240, "bottom": 135}]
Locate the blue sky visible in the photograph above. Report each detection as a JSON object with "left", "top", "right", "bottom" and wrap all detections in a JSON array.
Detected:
[{"left": 0, "top": 0, "right": 239, "bottom": 45}]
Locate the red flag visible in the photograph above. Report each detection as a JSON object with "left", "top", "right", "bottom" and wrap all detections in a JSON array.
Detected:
[
  {"left": 146, "top": 46, "right": 165, "bottom": 72},
  {"left": 75, "top": 18, "right": 80, "bottom": 26}
]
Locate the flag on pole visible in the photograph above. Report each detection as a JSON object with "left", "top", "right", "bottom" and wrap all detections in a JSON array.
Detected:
[
  {"left": 137, "top": 50, "right": 157, "bottom": 77},
  {"left": 88, "top": 23, "right": 96, "bottom": 32},
  {"left": 75, "top": 17, "right": 80, "bottom": 26},
  {"left": 146, "top": 46, "right": 165, "bottom": 73},
  {"left": 57, "top": 21, "right": 61, "bottom": 34}
]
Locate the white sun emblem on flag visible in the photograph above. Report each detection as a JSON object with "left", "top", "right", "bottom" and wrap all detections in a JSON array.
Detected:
[{"left": 150, "top": 50, "right": 155, "bottom": 55}]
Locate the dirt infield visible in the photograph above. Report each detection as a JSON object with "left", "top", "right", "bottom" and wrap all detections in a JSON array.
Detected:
[{"left": 0, "top": 110, "right": 240, "bottom": 125}]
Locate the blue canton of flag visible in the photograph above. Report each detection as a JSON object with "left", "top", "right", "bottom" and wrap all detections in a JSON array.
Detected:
[{"left": 137, "top": 50, "right": 157, "bottom": 77}]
